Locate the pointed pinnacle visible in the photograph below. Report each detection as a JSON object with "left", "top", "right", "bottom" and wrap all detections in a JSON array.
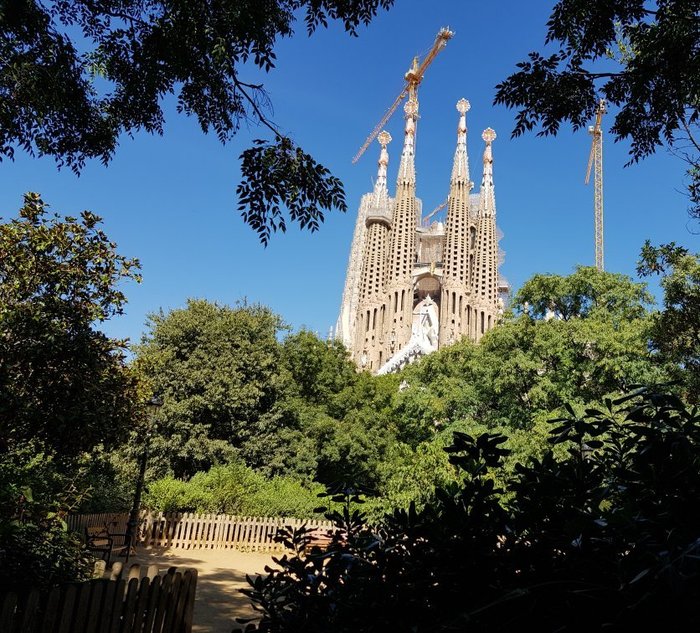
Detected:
[{"left": 482, "top": 128, "right": 497, "bottom": 144}]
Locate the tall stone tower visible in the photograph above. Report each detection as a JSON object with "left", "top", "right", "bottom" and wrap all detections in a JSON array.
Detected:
[{"left": 336, "top": 100, "right": 507, "bottom": 373}]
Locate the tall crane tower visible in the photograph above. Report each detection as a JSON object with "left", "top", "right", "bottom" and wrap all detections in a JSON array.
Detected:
[
  {"left": 585, "top": 98, "right": 607, "bottom": 271},
  {"left": 352, "top": 28, "right": 453, "bottom": 164}
]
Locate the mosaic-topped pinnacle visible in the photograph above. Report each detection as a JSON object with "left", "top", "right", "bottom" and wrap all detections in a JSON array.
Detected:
[
  {"left": 378, "top": 131, "right": 392, "bottom": 147},
  {"left": 456, "top": 98, "right": 471, "bottom": 114},
  {"left": 482, "top": 127, "right": 497, "bottom": 144},
  {"left": 404, "top": 99, "right": 419, "bottom": 117}
]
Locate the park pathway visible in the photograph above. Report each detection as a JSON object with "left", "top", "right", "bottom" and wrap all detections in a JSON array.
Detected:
[{"left": 130, "top": 548, "right": 276, "bottom": 633}]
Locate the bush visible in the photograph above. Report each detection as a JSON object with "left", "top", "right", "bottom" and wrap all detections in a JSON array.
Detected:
[
  {"left": 0, "top": 519, "right": 92, "bottom": 595},
  {"left": 244, "top": 477, "right": 324, "bottom": 518},
  {"left": 144, "top": 461, "right": 322, "bottom": 518},
  {"left": 238, "top": 387, "right": 700, "bottom": 632}
]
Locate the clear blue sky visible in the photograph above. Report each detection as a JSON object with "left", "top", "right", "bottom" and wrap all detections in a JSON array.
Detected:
[{"left": 1, "top": 0, "right": 697, "bottom": 345}]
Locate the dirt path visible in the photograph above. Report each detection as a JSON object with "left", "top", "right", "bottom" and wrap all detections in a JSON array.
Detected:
[{"left": 129, "top": 548, "right": 277, "bottom": 633}]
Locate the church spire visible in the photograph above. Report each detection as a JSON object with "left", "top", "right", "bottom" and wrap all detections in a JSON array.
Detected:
[
  {"left": 480, "top": 127, "right": 496, "bottom": 217},
  {"left": 451, "top": 98, "right": 471, "bottom": 182},
  {"left": 472, "top": 127, "right": 499, "bottom": 340},
  {"left": 373, "top": 131, "right": 392, "bottom": 207},
  {"left": 439, "top": 98, "right": 474, "bottom": 346},
  {"left": 398, "top": 92, "right": 418, "bottom": 182}
]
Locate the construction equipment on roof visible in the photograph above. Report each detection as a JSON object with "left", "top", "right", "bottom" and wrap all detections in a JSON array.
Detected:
[
  {"left": 422, "top": 200, "right": 447, "bottom": 226},
  {"left": 585, "top": 98, "right": 607, "bottom": 271},
  {"left": 352, "top": 27, "right": 454, "bottom": 164}
]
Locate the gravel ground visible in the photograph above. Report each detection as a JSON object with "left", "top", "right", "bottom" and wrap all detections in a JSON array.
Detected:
[{"left": 128, "top": 547, "right": 278, "bottom": 633}]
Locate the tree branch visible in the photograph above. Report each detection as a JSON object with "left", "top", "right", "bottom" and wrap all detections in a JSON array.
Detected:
[
  {"left": 680, "top": 115, "right": 700, "bottom": 156},
  {"left": 233, "top": 77, "right": 282, "bottom": 139}
]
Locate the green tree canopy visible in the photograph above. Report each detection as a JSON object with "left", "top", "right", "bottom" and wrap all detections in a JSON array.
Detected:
[
  {"left": 638, "top": 241, "right": 700, "bottom": 399},
  {"left": 134, "top": 299, "right": 292, "bottom": 477},
  {"left": 514, "top": 265, "right": 653, "bottom": 321},
  {"left": 398, "top": 267, "right": 669, "bottom": 430},
  {"left": 281, "top": 330, "right": 356, "bottom": 405},
  {"left": 495, "top": 0, "right": 700, "bottom": 218},
  {"left": 0, "top": 192, "right": 140, "bottom": 461},
  {"left": 2, "top": 0, "right": 393, "bottom": 242}
]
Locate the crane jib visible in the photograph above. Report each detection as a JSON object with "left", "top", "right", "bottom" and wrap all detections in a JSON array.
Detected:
[{"left": 352, "top": 28, "right": 454, "bottom": 164}]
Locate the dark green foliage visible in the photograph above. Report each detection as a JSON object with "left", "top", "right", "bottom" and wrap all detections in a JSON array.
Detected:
[
  {"left": 238, "top": 138, "right": 346, "bottom": 246},
  {"left": 0, "top": 193, "right": 140, "bottom": 590},
  {"left": 0, "top": 445, "right": 92, "bottom": 595},
  {"left": 638, "top": 242, "right": 700, "bottom": 399},
  {"left": 0, "top": 192, "right": 140, "bottom": 462},
  {"left": 1, "top": 0, "right": 393, "bottom": 238},
  {"left": 495, "top": 0, "right": 700, "bottom": 218},
  {"left": 238, "top": 387, "right": 700, "bottom": 632}
]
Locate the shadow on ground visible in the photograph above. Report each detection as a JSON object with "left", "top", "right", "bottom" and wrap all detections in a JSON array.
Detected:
[{"left": 129, "top": 547, "right": 278, "bottom": 633}]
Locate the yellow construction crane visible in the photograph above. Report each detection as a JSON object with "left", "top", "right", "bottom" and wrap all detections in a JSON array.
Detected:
[
  {"left": 585, "top": 98, "right": 607, "bottom": 271},
  {"left": 422, "top": 200, "right": 447, "bottom": 226},
  {"left": 352, "top": 27, "right": 454, "bottom": 164}
]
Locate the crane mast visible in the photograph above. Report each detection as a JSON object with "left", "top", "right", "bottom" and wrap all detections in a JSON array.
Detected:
[
  {"left": 352, "top": 28, "right": 453, "bottom": 164},
  {"left": 585, "top": 99, "right": 606, "bottom": 271}
]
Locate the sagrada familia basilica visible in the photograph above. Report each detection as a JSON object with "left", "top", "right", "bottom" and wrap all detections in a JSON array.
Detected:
[{"left": 335, "top": 96, "right": 507, "bottom": 374}]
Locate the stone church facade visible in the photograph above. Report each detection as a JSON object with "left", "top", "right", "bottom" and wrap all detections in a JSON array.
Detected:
[{"left": 335, "top": 98, "right": 507, "bottom": 373}]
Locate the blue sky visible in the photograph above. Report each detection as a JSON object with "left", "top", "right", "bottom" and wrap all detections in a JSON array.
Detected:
[{"left": 1, "top": 0, "right": 697, "bottom": 345}]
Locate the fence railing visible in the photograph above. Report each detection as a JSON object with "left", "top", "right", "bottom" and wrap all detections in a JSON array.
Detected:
[
  {"left": 67, "top": 512, "right": 130, "bottom": 547},
  {"left": 69, "top": 512, "right": 333, "bottom": 552},
  {"left": 0, "top": 563, "right": 197, "bottom": 633}
]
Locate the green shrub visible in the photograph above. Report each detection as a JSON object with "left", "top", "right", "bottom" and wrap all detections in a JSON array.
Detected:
[
  {"left": 144, "top": 477, "right": 193, "bottom": 512},
  {"left": 238, "top": 387, "right": 700, "bottom": 632},
  {"left": 144, "top": 461, "right": 322, "bottom": 518},
  {"left": 243, "top": 477, "right": 324, "bottom": 518}
]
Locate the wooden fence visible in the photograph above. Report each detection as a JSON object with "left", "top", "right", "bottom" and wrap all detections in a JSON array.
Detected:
[
  {"left": 69, "top": 512, "right": 333, "bottom": 552},
  {"left": 68, "top": 513, "right": 130, "bottom": 547},
  {"left": 142, "top": 513, "right": 333, "bottom": 551},
  {"left": 0, "top": 563, "right": 197, "bottom": 633}
]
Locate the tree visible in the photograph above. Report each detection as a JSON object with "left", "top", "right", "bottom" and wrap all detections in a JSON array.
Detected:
[
  {"left": 1, "top": 0, "right": 393, "bottom": 243},
  {"left": 494, "top": 0, "right": 700, "bottom": 218},
  {"left": 397, "top": 267, "right": 669, "bottom": 429},
  {"left": 638, "top": 241, "right": 700, "bottom": 399},
  {"left": 0, "top": 192, "right": 140, "bottom": 463},
  {"left": 134, "top": 299, "right": 296, "bottom": 477},
  {"left": 281, "top": 330, "right": 356, "bottom": 406},
  {"left": 515, "top": 265, "right": 653, "bottom": 321},
  {"left": 0, "top": 192, "right": 140, "bottom": 592}
]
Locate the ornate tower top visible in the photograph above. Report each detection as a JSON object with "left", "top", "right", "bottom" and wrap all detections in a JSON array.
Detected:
[
  {"left": 398, "top": 96, "right": 418, "bottom": 181},
  {"left": 482, "top": 127, "right": 496, "bottom": 144},
  {"left": 451, "top": 98, "right": 472, "bottom": 184},
  {"left": 373, "top": 131, "right": 392, "bottom": 207},
  {"left": 482, "top": 127, "right": 496, "bottom": 172},
  {"left": 480, "top": 128, "right": 497, "bottom": 217}
]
